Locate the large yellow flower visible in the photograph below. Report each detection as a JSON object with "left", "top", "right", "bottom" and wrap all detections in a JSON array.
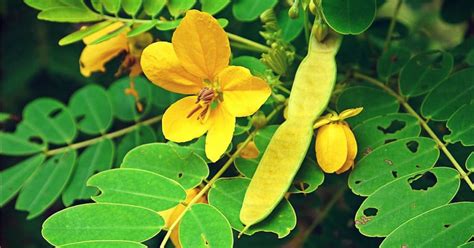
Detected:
[{"left": 141, "top": 10, "right": 271, "bottom": 162}]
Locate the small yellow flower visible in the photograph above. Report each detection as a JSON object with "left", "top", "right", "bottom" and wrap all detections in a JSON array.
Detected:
[
  {"left": 314, "top": 107, "right": 363, "bottom": 174},
  {"left": 141, "top": 10, "right": 271, "bottom": 162},
  {"left": 79, "top": 22, "right": 152, "bottom": 78}
]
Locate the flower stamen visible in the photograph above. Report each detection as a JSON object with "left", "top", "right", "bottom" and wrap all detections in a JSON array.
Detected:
[{"left": 187, "top": 87, "right": 217, "bottom": 122}]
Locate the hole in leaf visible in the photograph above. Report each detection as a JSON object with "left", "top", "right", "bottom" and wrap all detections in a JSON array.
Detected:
[
  {"left": 408, "top": 171, "right": 437, "bottom": 191},
  {"left": 48, "top": 108, "right": 63, "bottom": 118},
  {"left": 416, "top": 165, "right": 421, "bottom": 168},
  {"left": 406, "top": 141, "right": 419, "bottom": 153},
  {"left": 384, "top": 138, "right": 397, "bottom": 144},
  {"left": 363, "top": 208, "right": 378, "bottom": 217},
  {"left": 28, "top": 136, "right": 44, "bottom": 145},
  {"left": 293, "top": 182, "right": 310, "bottom": 191},
  {"left": 444, "top": 224, "right": 451, "bottom": 228},
  {"left": 362, "top": 147, "right": 373, "bottom": 156},
  {"left": 391, "top": 170, "right": 398, "bottom": 178},
  {"left": 177, "top": 172, "right": 183, "bottom": 178},
  {"left": 377, "top": 120, "right": 406, "bottom": 134},
  {"left": 355, "top": 180, "right": 362, "bottom": 185},
  {"left": 76, "top": 114, "right": 86, "bottom": 123}
]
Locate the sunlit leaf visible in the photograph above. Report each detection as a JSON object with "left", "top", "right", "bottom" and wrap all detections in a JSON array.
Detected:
[
  {"left": 337, "top": 86, "right": 399, "bottom": 126},
  {"left": 208, "top": 178, "right": 297, "bottom": 238},
  {"left": 421, "top": 68, "right": 474, "bottom": 121},
  {"left": 0, "top": 154, "right": 45, "bottom": 206},
  {"left": 232, "top": 0, "right": 277, "bottom": 22},
  {"left": 232, "top": 56, "right": 268, "bottom": 77},
  {"left": 167, "top": 0, "right": 196, "bottom": 17},
  {"left": 16, "top": 150, "right": 77, "bottom": 219},
  {"left": 62, "top": 139, "right": 114, "bottom": 206},
  {"left": 155, "top": 19, "right": 182, "bottom": 30},
  {"left": 121, "top": 0, "right": 142, "bottom": 16},
  {"left": 23, "top": 98, "right": 76, "bottom": 144},
  {"left": 68, "top": 85, "right": 113, "bottom": 135},
  {"left": 58, "top": 240, "right": 146, "bottom": 248},
  {"left": 38, "top": 7, "right": 101, "bottom": 23},
  {"left": 0, "top": 129, "right": 46, "bottom": 156},
  {"left": 42, "top": 203, "right": 163, "bottom": 246},
  {"left": 101, "top": 0, "right": 121, "bottom": 14},
  {"left": 444, "top": 102, "right": 474, "bottom": 146},
  {"left": 277, "top": 7, "right": 304, "bottom": 42},
  {"left": 59, "top": 21, "right": 113, "bottom": 46},
  {"left": 381, "top": 202, "right": 474, "bottom": 247},
  {"left": 143, "top": 0, "right": 166, "bottom": 16},
  {"left": 321, "top": 0, "right": 376, "bottom": 35},
  {"left": 116, "top": 125, "right": 156, "bottom": 163},
  {"left": 466, "top": 152, "right": 474, "bottom": 172},
  {"left": 201, "top": 0, "right": 230, "bottom": 15},
  {"left": 88, "top": 168, "right": 186, "bottom": 212},
  {"left": 399, "top": 51, "right": 453, "bottom": 97},
  {"left": 121, "top": 143, "right": 209, "bottom": 189},
  {"left": 128, "top": 20, "right": 157, "bottom": 38},
  {"left": 179, "top": 203, "right": 233, "bottom": 248},
  {"left": 355, "top": 167, "right": 460, "bottom": 236},
  {"left": 89, "top": 23, "right": 131, "bottom": 45},
  {"left": 352, "top": 113, "right": 421, "bottom": 158},
  {"left": 349, "top": 137, "right": 439, "bottom": 196}
]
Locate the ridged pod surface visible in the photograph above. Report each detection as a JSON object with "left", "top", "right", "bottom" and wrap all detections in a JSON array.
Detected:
[{"left": 240, "top": 31, "right": 342, "bottom": 227}]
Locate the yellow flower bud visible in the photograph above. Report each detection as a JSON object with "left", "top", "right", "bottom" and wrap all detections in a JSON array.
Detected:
[{"left": 239, "top": 141, "right": 260, "bottom": 159}]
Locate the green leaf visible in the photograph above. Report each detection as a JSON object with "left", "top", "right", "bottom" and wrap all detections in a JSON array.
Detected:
[
  {"left": 217, "top": 18, "right": 229, "bottom": 28},
  {"left": 127, "top": 20, "right": 157, "bottom": 38},
  {"left": 24, "top": 0, "right": 69, "bottom": 10},
  {"left": 0, "top": 130, "right": 45, "bottom": 156},
  {"left": 143, "top": 0, "right": 166, "bottom": 16},
  {"left": 167, "top": 0, "right": 196, "bottom": 17},
  {"left": 58, "top": 240, "right": 146, "bottom": 248},
  {"left": 201, "top": 0, "right": 230, "bottom": 15},
  {"left": 0, "top": 112, "right": 10, "bottom": 122},
  {"left": 443, "top": 102, "right": 474, "bottom": 146},
  {"left": 337, "top": 86, "right": 400, "bottom": 126},
  {"left": 38, "top": 7, "right": 101, "bottom": 23},
  {"left": 121, "top": 0, "right": 142, "bottom": 16},
  {"left": 355, "top": 167, "right": 460, "bottom": 237},
  {"left": 108, "top": 77, "right": 153, "bottom": 122},
  {"left": 91, "top": 0, "right": 103, "bottom": 12},
  {"left": 349, "top": 137, "right": 439, "bottom": 196},
  {"left": 377, "top": 46, "right": 411, "bottom": 80},
  {"left": 232, "top": 0, "right": 277, "bottom": 22},
  {"left": 116, "top": 125, "right": 156, "bottom": 163},
  {"left": 277, "top": 7, "right": 304, "bottom": 42},
  {"left": 68, "top": 85, "right": 113, "bottom": 135},
  {"left": 466, "top": 49, "right": 474, "bottom": 65},
  {"left": 90, "top": 22, "right": 132, "bottom": 45},
  {"left": 155, "top": 19, "right": 182, "bottom": 31},
  {"left": 121, "top": 143, "right": 209, "bottom": 189},
  {"left": 62, "top": 139, "right": 115, "bottom": 206},
  {"left": 150, "top": 85, "right": 182, "bottom": 112},
  {"left": 0, "top": 154, "right": 45, "bottom": 206},
  {"left": 23, "top": 98, "right": 76, "bottom": 144},
  {"left": 208, "top": 178, "right": 297, "bottom": 238},
  {"left": 421, "top": 67, "right": 474, "bottom": 121},
  {"left": 59, "top": 21, "right": 113, "bottom": 46},
  {"left": 466, "top": 152, "right": 474, "bottom": 172},
  {"left": 88, "top": 168, "right": 186, "bottom": 212},
  {"left": 352, "top": 113, "right": 421, "bottom": 158},
  {"left": 102, "top": 0, "right": 121, "bottom": 14},
  {"left": 232, "top": 56, "right": 268, "bottom": 77},
  {"left": 321, "top": 0, "right": 376, "bottom": 35},
  {"left": 42, "top": 203, "right": 164, "bottom": 246},
  {"left": 399, "top": 51, "right": 453, "bottom": 97},
  {"left": 380, "top": 202, "right": 474, "bottom": 247},
  {"left": 179, "top": 203, "right": 233, "bottom": 248},
  {"left": 16, "top": 150, "right": 77, "bottom": 219},
  {"left": 459, "top": 242, "right": 474, "bottom": 248}
]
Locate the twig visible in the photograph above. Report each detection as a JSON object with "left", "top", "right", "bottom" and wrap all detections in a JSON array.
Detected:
[{"left": 383, "top": 0, "right": 403, "bottom": 51}]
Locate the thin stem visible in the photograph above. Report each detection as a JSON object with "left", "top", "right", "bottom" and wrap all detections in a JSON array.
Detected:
[
  {"left": 275, "top": 84, "right": 291, "bottom": 95},
  {"left": 353, "top": 71, "right": 474, "bottom": 191},
  {"left": 383, "top": 0, "right": 403, "bottom": 51},
  {"left": 101, "top": 14, "right": 271, "bottom": 53},
  {"left": 159, "top": 104, "right": 284, "bottom": 248},
  {"left": 45, "top": 115, "right": 162, "bottom": 156},
  {"left": 300, "top": 186, "right": 347, "bottom": 246}
]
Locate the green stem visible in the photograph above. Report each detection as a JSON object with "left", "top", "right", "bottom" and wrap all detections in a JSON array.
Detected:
[
  {"left": 159, "top": 104, "right": 284, "bottom": 248},
  {"left": 352, "top": 71, "right": 474, "bottom": 191},
  {"left": 101, "top": 14, "right": 271, "bottom": 53},
  {"left": 275, "top": 84, "right": 291, "bottom": 95},
  {"left": 45, "top": 115, "right": 162, "bottom": 156},
  {"left": 300, "top": 186, "right": 347, "bottom": 246},
  {"left": 383, "top": 0, "right": 403, "bottom": 51}
]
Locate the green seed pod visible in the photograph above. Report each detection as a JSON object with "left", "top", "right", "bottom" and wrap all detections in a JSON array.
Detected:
[{"left": 288, "top": 5, "right": 299, "bottom": 19}]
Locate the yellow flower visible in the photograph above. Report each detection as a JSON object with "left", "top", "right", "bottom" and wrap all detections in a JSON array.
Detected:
[
  {"left": 314, "top": 107, "right": 363, "bottom": 174},
  {"left": 79, "top": 22, "right": 152, "bottom": 78},
  {"left": 141, "top": 10, "right": 271, "bottom": 162}
]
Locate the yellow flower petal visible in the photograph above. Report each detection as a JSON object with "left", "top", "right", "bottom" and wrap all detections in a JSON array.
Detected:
[
  {"left": 83, "top": 22, "right": 125, "bottom": 45},
  {"left": 172, "top": 10, "right": 230, "bottom": 80},
  {"left": 339, "top": 107, "right": 363, "bottom": 120},
  {"left": 206, "top": 104, "right": 235, "bottom": 162},
  {"left": 315, "top": 123, "right": 348, "bottom": 173},
  {"left": 79, "top": 30, "right": 129, "bottom": 77},
  {"left": 336, "top": 122, "right": 358, "bottom": 174},
  {"left": 162, "top": 96, "right": 210, "bottom": 142},
  {"left": 141, "top": 42, "right": 204, "bottom": 94},
  {"left": 218, "top": 66, "right": 271, "bottom": 117}
]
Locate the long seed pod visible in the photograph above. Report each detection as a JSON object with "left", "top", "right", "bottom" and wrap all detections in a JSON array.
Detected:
[{"left": 240, "top": 26, "right": 342, "bottom": 229}]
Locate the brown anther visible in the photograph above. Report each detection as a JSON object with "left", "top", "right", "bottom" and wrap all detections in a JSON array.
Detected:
[
  {"left": 187, "top": 104, "right": 203, "bottom": 118},
  {"left": 197, "top": 87, "right": 216, "bottom": 104}
]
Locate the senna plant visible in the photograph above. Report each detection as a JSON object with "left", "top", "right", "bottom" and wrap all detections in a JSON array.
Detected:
[{"left": 1, "top": 0, "right": 474, "bottom": 247}]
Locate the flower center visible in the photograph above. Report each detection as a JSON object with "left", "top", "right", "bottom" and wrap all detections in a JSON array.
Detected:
[{"left": 187, "top": 87, "right": 218, "bottom": 122}]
